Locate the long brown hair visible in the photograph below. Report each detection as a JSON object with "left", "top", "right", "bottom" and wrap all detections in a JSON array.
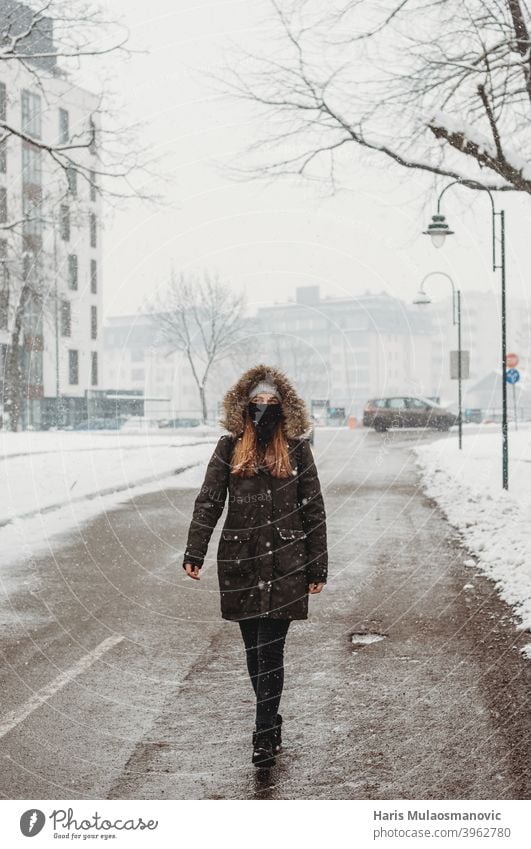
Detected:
[{"left": 231, "top": 413, "right": 294, "bottom": 478}]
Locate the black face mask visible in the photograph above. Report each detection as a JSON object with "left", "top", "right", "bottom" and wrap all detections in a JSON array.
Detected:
[{"left": 248, "top": 402, "right": 283, "bottom": 446}]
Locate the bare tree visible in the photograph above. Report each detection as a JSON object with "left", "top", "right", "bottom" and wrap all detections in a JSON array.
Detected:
[
  {"left": 145, "top": 271, "right": 249, "bottom": 424},
  {"left": 0, "top": 0, "right": 156, "bottom": 209},
  {"left": 0, "top": 245, "right": 57, "bottom": 431},
  {"left": 221, "top": 0, "right": 531, "bottom": 194}
]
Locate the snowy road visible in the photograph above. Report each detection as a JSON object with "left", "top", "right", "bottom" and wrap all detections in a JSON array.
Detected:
[{"left": 1, "top": 428, "right": 530, "bottom": 799}]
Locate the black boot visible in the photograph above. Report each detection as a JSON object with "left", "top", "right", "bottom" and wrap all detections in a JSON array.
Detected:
[
  {"left": 253, "top": 714, "right": 283, "bottom": 755},
  {"left": 252, "top": 728, "right": 276, "bottom": 767},
  {"left": 272, "top": 713, "right": 282, "bottom": 754}
]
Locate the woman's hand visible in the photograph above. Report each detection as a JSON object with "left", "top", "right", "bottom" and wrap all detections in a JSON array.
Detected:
[
  {"left": 184, "top": 563, "right": 201, "bottom": 580},
  {"left": 309, "top": 582, "right": 325, "bottom": 594}
]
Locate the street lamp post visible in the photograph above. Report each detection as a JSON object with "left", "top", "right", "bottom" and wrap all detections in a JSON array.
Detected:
[
  {"left": 413, "top": 272, "right": 463, "bottom": 449},
  {"left": 423, "top": 181, "right": 508, "bottom": 489}
]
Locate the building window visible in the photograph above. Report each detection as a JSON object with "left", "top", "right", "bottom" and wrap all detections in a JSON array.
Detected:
[
  {"left": 0, "top": 82, "right": 6, "bottom": 121},
  {"left": 23, "top": 287, "right": 42, "bottom": 337},
  {"left": 23, "top": 194, "right": 41, "bottom": 236},
  {"left": 0, "top": 238, "right": 8, "bottom": 329},
  {"left": 22, "top": 143, "right": 42, "bottom": 185},
  {"left": 21, "top": 90, "right": 41, "bottom": 139},
  {"left": 23, "top": 251, "right": 37, "bottom": 283},
  {"left": 68, "top": 254, "right": 78, "bottom": 290},
  {"left": 61, "top": 300, "right": 71, "bottom": 336},
  {"left": 0, "top": 186, "right": 6, "bottom": 223},
  {"left": 0, "top": 80, "right": 7, "bottom": 172},
  {"left": 90, "top": 258, "right": 97, "bottom": 293},
  {"left": 59, "top": 108, "right": 69, "bottom": 143},
  {"left": 91, "top": 304, "right": 97, "bottom": 339},
  {"left": 88, "top": 116, "right": 96, "bottom": 154},
  {"left": 0, "top": 82, "right": 6, "bottom": 168},
  {"left": 66, "top": 166, "right": 77, "bottom": 195},
  {"left": 68, "top": 349, "right": 78, "bottom": 385},
  {"left": 90, "top": 169, "right": 97, "bottom": 202},
  {"left": 89, "top": 212, "right": 97, "bottom": 247},
  {"left": 91, "top": 351, "right": 98, "bottom": 386},
  {"left": 60, "top": 204, "right": 70, "bottom": 240},
  {"left": 27, "top": 350, "right": 43, "bottom": 387}
]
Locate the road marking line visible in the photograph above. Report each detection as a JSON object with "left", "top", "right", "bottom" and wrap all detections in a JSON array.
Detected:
[{"left": 0, "top": 634, "right": 124, "bottom": 739}]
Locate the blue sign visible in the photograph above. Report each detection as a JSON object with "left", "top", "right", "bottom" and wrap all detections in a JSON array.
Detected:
[{"left": 506, "top": 368, "right": 520, "bottom": 384}]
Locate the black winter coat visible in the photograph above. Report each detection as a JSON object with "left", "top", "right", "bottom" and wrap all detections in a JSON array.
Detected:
[{"left": 182, "top": 434, "right": 328, "bottom": 621}]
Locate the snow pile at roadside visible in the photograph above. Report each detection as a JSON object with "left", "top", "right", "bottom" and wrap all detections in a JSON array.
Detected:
[
  {"left": 414, "top": 426, "right": 531, "bottom": 647},
  {"left": 0, "top": 431, "right": 219, "bottom": 524},
  {"left": 0, "top": 432, "right": 219, "bottom": 567},
  {"left": 0, "top": 428, "right": 218, "bottom": 458}
]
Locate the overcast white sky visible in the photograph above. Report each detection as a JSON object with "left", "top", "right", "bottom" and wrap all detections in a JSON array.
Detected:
[{"left": 87, "top": 0, "right": 530, "bottom": 320}]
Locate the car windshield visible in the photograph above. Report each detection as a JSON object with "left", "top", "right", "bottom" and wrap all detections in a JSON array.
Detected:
[{"left": 417, "top": 396, "right": 439, "bottom": 408}]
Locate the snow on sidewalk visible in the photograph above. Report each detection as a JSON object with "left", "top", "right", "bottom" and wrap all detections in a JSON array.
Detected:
[
  {"left": 414, "top": 425, "right": 531, "bottom": 655},
  {"left": 0, "top": 430, "right": 219, "bottom": 569},
  {"left": 0, "top": 430, "right": 219, "bottom": 524}
]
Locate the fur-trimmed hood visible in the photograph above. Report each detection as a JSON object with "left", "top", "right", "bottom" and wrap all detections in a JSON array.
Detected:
[{"left": 219, "top": 364, "right": 311, "bottom": 439}]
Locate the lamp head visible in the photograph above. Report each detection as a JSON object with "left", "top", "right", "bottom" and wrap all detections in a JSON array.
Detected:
[
  {"left": 413, "top": 290, "right": 431, "bottom": 306},
  {"left": 423, "top": 213, "right": 454, "bottom": 248}
]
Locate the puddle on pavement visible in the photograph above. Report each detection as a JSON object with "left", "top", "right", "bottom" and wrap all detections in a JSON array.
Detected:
[{"left": 350, "top": 632, "right": 387, "bottom": 647}]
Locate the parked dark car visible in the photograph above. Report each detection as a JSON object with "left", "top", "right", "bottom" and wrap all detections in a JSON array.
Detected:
[{"left": 363, "top": 396, "right": 458, "bottom": 432}]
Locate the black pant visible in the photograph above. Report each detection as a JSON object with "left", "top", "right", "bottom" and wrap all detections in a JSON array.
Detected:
[{"left": 238, "top": 617, "right": 291, "bottom": 732}]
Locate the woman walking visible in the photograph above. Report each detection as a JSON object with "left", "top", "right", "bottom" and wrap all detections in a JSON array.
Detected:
[{"left": 182, "top": 364, "right": 328, "bottom": 767}]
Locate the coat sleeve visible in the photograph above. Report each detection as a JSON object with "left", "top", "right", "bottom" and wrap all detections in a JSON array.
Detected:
[
  {"left": 182, "top": 435, "right": 232, "bottom": 570},
  {"left": 297, "top": 438, "right": 328, "bottom": 585}
]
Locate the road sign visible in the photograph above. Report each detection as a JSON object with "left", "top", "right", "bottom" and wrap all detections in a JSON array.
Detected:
[
  {"left": 506, "top": 352, "right": 519, "bottom": 368},
  {"left": 505, "top": 368, "right": 520, "bottom": 384},
  {"left": 450, "top": 350, "right": 470, "bottom": 380}
]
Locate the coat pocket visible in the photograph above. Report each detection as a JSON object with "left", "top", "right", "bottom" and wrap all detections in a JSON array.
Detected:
[
  {"left": 218, "top": 528, "right": 254, "bottom": 565},
  {"left": 220, "top": 528, "right": 253, "bottom": 542},
  {"left": 275, "top": 528, "right": 306, "bottom": 541},
  {"left": 274, "top": 526, "right": 307, "bottom": 573}
]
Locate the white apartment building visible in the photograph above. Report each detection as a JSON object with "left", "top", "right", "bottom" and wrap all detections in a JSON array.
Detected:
[{"left": 0, "top": 0, "right": 102, "bottom": 429}]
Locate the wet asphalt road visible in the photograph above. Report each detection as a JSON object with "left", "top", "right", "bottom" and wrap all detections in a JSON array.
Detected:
[{"left": 1, "top": 427, "right": 531, "bottom": 800}]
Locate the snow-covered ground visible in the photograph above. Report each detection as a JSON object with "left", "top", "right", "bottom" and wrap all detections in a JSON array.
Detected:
[
  {"left": 0, "top": 425, "right": 220, "bottom": 458},
  {"left": 0, "top": 429, "right": 220, "bottom": 567},
  {"left": 414, "top": 424, "right": 531, "bottom": 656}
]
